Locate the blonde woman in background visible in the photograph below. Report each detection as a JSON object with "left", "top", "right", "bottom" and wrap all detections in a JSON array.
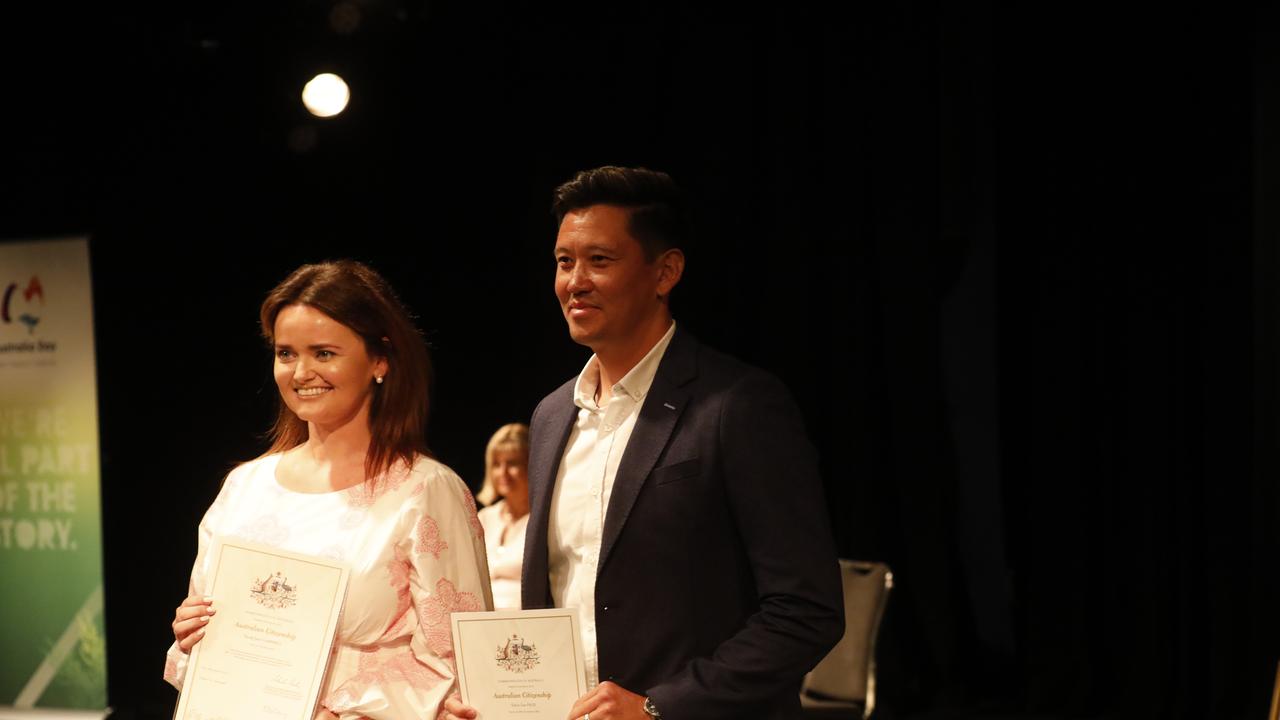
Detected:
[{"left": 475, "top": 423, "right": 529, "bottom": 610}]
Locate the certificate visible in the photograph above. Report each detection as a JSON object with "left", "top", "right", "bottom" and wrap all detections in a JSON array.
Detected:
[
  {"left": 451, "top": 608, "right": 587, "bottom": 719},
  {"left": 174, "top": 538, "right": 350, "bottom": 720}
]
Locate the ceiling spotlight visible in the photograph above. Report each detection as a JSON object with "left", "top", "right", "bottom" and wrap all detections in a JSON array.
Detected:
[{"left": 301, "top": 73, "right": 350, "bottom": 118}]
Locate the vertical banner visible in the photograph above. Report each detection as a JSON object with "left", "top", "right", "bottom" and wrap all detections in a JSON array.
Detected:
[{"left": 0, "top": 238, "right": 108, "bottom": 716}]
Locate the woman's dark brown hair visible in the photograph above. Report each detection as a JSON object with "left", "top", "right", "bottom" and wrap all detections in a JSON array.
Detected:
[{"left": 259, "top": 260, "right": 431, "bottom": 481}]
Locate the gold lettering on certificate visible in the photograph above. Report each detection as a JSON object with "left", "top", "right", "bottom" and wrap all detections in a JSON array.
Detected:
[
  {"left": 496, "top": 634, "right": 540, "bottom": 672},
  {"left": 234, "top": 622, "right": 298, "bottom": 642},
  {"left": 250, "top": 570, "right": 298, "bottom": 608}
]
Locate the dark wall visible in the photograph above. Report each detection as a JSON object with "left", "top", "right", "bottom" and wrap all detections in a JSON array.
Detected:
[{"left": 4, "top": 3, "right": 1275, "bottom": 719}]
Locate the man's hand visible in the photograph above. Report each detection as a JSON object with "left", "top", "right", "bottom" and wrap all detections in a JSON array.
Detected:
[
  {"left": 442, "top": 695, "right": 478, "bottom": 719},
  {"left": 566, "top": 682, "right": 649, "bottom": 720}
]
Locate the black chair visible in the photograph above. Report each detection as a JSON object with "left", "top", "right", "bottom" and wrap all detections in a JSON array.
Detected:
[
  {"left": 800, "top": 560, "right": 893, "bottom": 719},
  {"left": 1269, "top": 660, "right": 1280, "bottom": 720}
]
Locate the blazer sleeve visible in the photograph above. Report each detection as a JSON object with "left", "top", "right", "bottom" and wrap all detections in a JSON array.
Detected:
[{"left": 645, "top": 370, "right": 845, "bottom": 718}]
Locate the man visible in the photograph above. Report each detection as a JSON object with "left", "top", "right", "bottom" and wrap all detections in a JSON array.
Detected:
[{"left": 450, "top": 166, "right": 843, "bottom": 720}]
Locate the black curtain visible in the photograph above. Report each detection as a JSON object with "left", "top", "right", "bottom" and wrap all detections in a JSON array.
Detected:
[{"left": 3, "top": 3, "right": 1275, "bottom": 719}]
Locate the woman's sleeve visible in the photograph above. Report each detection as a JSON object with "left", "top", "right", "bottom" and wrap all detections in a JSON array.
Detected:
[
  {"left": 162, "top": 471, "right": 236, "bottom": 690},
  {"left": 325, "top": 466, "right": 494, "bottom": 720}
]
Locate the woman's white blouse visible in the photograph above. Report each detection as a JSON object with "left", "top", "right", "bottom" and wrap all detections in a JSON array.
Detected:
[
  {"left": 477, "top": 500, "right": 529, "bottom": 610},
  {"left": 164, "top": 453, "right": 494, "bottom": 719}
]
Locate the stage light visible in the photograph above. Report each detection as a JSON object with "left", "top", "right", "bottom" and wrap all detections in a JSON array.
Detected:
[{"left": 301, "top": 73, "right": 350, "bottom": 118}]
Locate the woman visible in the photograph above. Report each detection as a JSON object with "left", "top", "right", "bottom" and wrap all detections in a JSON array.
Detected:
[
  {"left": 475, "top": 423, "right": 530, "bottom": 610},
  {"left": 165, "top": 260, "right": 492, "bottom": 719}
]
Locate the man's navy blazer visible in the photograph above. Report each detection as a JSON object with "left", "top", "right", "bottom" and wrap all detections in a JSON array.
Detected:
[{"left": 522, "top": 327, "right": 844, "bottom": 720}]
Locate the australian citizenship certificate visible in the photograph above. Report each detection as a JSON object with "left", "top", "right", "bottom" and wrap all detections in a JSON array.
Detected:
[
  {"left": 451, "top": 608, "right": 587, "bottom": 719},
  {"left": 174, "top": 538, "right": 350, "bottom": 720}
]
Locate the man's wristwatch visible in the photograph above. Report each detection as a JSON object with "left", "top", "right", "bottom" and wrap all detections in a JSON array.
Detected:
[{"left": 642, "top": 696, "right": 662, "bottom": 719}]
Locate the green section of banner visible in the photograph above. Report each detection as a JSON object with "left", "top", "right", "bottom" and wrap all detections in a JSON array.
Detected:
[
  {"left": 34, "top": 590, "right": 108, "bottom": 709},
  {"left": 0, "top": 238, "right": 107, "bottom": 711}
]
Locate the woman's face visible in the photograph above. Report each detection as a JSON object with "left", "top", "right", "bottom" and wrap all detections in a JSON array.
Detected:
[
  {"left": 272, "top": 304, "right": 387, "bottom": 434},
  {"left": 490, "top": 447, "right": 529, "bottom": 501}
]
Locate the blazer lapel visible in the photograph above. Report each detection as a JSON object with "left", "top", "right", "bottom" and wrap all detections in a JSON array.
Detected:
[{"left": 598, "top": 329, "right": 697, "bottom": 570}]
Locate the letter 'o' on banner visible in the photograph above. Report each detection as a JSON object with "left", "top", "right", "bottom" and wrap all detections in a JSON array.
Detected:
[{"left": 0, "top": 237, "right": 109, "bottom": 719}]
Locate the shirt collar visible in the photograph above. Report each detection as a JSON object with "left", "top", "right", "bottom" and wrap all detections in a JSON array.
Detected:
[{"left": 572, "top": 321, "right": 677, "bottom": 411}]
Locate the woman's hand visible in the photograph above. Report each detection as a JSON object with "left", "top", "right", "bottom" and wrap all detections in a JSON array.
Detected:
[
  {"left": 442, "top": 695, "right": 478, "bottom": 719},
  {"left": 313, "top": 709, "right": 339, "bottom": 720},
  {"left": 172, "top": 595, "right": 215, "bottom": 652}
]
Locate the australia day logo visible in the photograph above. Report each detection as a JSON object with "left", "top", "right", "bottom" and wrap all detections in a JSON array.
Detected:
[
  {"left": 2, "top": 276, "right": 43, "bottom": 334},
  {"left": 496, "top": 634, "right": 540, "bottom": 673},
  {"left": 250, "top": 570, "right": 298, "bottom": 609}
]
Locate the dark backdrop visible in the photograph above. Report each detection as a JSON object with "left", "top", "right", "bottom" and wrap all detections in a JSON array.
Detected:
[{"left": 3, "top": 3, "right": 1276, "bottom": 719}]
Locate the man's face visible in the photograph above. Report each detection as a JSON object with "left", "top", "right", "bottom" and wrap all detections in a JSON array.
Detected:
[{"left": 554, "top": 204, "right": 670, "bottom": 354}]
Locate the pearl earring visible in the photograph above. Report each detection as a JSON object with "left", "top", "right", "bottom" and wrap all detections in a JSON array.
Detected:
[{"left": 375, "top": 376, "right": 384, "bottom": 385}]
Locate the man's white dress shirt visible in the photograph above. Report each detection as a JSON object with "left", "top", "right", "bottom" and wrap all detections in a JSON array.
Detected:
[{"left": 547, "top": 322, "right": 676, "bottom": 688}]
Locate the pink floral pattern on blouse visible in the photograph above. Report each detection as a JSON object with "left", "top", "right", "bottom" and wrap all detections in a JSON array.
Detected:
[
  {"left": 380, "top": 546, "right": 413, "bottom": 641},
  {"left": 420, "top": 578, "right": 483, "bottom": 659},
  {"left": 415, "top": 515, "right": 449, "bottom": 559},
  {"left": 457, "top": 486, "right": 485, "bottom": 542},
  {"left": 319, "top": 544, "right": 349, "bottom": 563},
  {"left": 380, "top": 650, "right": 449, "bottom": 691},
  {"left": 345, "top": 462, "right": 414, "bottom": 508},
  {"left": 236, "top": 513, "right": 288, "bottom": 546},
  {"left": 339, "top": 507, "right": 368, "bottom": 530},
  {"left": 324, "top": 649, "right": 382, "bottom": 713},
  {"left": 324, "top": 646, "right": 449, "bottom": 714},
  {"left": 163, "top": 453, "right": 493, "bottom": 720}
]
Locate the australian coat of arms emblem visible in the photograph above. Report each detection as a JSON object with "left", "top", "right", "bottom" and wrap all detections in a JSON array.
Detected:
[
  {"left": 496, "top": 634, "right": 540, "bottom": 673},
  {"left": 250, "top": 571, "right": 297, "bottom": 609}
]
